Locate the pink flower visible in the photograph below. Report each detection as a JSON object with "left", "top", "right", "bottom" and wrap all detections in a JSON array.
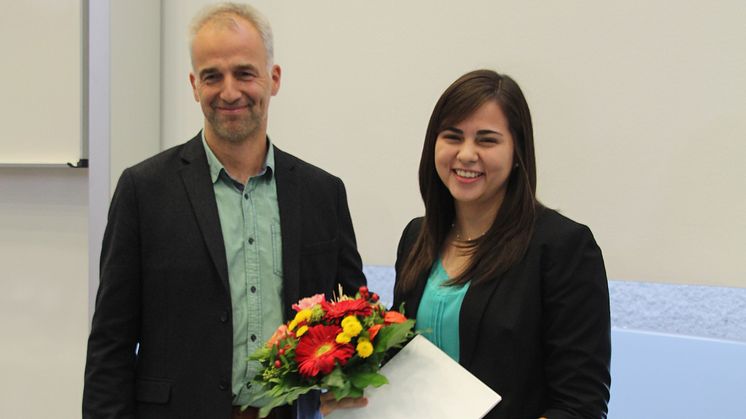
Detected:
[{"left": 292, "top": 294, "right": 326, "bottom": 312}]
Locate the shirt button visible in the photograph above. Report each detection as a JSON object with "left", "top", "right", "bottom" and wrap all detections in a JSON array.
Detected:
[
  {"left": 219, "top": 382, "right": 228, "bottom": 391},
  {"left": 248, "top": 237, "right": 254, "bottom": 245},
  {"left": 250, "top": 286, "right": 257, "bottom": 293},
  {"left": 251, "top": 334, "right": 257, "bottom": 342},
  {"left": 244, "top": 194, "right": 249, "bottom": 200},
  {"left": 246, "top": 382, "right": 252, "bottom": 389},
  {"left": 220, "top": 311, "right": 229, "bottom": 323}
]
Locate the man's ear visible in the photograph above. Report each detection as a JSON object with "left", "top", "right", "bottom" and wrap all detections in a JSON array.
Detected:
[
  {"left": 270, "top": 64, "right": 282, "bottom": 96},
  {"left": 189, "top": 72, "right": 200, "bottom": 102}
]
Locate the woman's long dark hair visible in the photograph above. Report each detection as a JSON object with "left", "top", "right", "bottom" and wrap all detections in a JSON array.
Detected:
[{"left": 397, "top": 69, "right": 540, "bottom": 294}]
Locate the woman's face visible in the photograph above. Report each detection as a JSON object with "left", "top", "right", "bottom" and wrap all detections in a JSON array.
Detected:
[{"left": 434, "top": 100, "right": 515, "bottom": 216}]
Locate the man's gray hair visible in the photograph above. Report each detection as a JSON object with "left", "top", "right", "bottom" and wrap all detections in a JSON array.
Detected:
[{"left": 189, "top": 2, "right": 274, "bottom": 66}]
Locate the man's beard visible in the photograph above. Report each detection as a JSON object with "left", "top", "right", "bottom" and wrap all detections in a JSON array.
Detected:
[{"left": 209, "top": 104, "right": 263, "bottom": 143}]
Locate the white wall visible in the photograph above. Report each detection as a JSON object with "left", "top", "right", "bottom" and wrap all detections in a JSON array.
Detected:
[
  {"left": 161, "top": 0, "right": 746, "bottom": 287},
  {"left": 110, "top": 0, "right": 162, "bottom": 192},
  {"left": 0, "top": 0, "right": 161, "bottom": 416},
  {"left": 0, "top": 0, "right": 87, "bottom": 416},
  {"left": 89, "top": 0, "right": 162, "bottom": 313},
  {"left": 0, "top": 169, "right": 88, "bottom": 417}
]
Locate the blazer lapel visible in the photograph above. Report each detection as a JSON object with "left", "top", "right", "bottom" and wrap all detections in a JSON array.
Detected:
[
  {"left": 459, "top": 272, "right": 506, "bottom": 368},
  {"left": 404, "top": 271, "right": 428, "bottom": 319},
  {"left": 395, "top": 218, "right": 429, "bottom": 319},
  {"left": 179, "top": 135, "right": 230, "bottom": 291},
  {"left": 274, "top": 146, "right": 300, "bottom": 317}
]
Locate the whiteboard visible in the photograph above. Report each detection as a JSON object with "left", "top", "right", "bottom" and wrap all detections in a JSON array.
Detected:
[{"left": 0, "top": 0, "right": 82, "bottom": 165}]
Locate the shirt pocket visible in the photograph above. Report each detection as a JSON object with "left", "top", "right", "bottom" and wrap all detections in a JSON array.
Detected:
[{"left": 271, "top": 222, "right": 283, "bottom": 277}]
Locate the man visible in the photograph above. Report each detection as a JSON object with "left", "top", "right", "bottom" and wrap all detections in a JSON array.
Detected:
[{"left": 83, "top": 3, "right": 365, "bottom": 418}]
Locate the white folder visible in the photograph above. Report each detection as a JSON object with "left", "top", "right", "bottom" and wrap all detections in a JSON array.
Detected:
[{"left": 325, "top": 334, "right": 501, "bottom": 419}]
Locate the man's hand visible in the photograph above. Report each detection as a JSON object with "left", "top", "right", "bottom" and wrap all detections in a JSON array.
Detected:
[{"left": 319, "top": 391, "right": 368, "bottom": 416}]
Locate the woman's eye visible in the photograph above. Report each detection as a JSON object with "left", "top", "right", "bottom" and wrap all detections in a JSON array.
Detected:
[
  {"left": 479, "top": 137, "right": 499, "bottom": 144},
  {"left": 441, "top": 135, "right": 461, "bottom": 142}
]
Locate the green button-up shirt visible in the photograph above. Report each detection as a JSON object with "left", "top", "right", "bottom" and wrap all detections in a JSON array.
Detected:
[{"left": 202, "top": 135, "right": 284, "bottom": 406}]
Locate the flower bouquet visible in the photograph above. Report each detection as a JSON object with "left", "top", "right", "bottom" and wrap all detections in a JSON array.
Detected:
[{"left": 246, "top": 286, "right": 415, "bottom": 418}]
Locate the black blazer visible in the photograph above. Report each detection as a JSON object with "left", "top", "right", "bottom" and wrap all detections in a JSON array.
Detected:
[
  {"left": 393, "top": 208, "right": 611, "bottom": 419},
  {"left": 83, "top": 134, "right": 365, "bottom": 418}
]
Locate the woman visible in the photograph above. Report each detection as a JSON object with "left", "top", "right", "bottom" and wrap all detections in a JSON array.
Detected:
[{"left": 393, "top": 69, "right": 611, "bottom": 419}]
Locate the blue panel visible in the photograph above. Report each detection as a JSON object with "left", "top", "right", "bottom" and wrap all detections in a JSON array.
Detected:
[
  {"left": 366, "top": 265, "right": 746, "bottom": 342},
  {"left": 609, "top": 329, "right": 746, "bottom": 419},
  {"left": 364, "top": 265, "right": 396, "bottom": 308}
]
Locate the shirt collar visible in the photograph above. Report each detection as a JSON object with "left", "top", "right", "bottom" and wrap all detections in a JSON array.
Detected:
[{"left": 201, "top": 131, "right": 275, "bottom": 184}]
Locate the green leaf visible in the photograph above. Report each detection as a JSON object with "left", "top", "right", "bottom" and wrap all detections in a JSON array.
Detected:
[
  {"left": 350, "top": 371, "right": 388, "bottom": 389},
  {"left": 321, "top": 367, "right": 354, "bottom": 400},
  {"left": 374, "top": 319, "right": 415, "bottom": 353},
  {"left": 346, "top": 387, "right": 364, "bottom": 398},
  {"left": 322, "top": 367, "right": 346, "bottom": 389},
  {"left": 250, "top": 383, "right": 321, "bottom": 418},
  {"left": 249, "top": 346, "right": 272, "bottom": 361}
]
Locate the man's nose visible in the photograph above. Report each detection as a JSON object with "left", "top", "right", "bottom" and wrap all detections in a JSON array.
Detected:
[{"left": 219, "top": 77, "right": 241, "bottom": 103}]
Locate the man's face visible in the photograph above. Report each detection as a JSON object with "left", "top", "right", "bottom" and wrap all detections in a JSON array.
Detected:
[{"left": 189, "top": 16, "right": 281, "bottom": 144}]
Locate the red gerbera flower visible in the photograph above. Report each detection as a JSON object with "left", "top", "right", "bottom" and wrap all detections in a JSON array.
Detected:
[
  {"left": 295, "top": 325, "right": 355, "bottom": 377},
  {"left": 322, "top": 298, "right": 372, "bottom": 321}
]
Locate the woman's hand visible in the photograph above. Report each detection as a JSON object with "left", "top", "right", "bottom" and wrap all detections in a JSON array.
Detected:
[{"left": 319, "top": 391, "right": 368, "bottom": 416}]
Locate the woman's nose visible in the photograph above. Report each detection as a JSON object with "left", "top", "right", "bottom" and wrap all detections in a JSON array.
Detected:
[{"left": 457, "top": 141, "right": 478, "bottom": 163}]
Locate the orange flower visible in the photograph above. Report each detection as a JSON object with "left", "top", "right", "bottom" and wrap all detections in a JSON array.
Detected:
[
  {"left": 368, "top": 324, "right": 383, "bottom": 341},
  {"left": 267, "top": 324, "right": 290, "bottom": 347},
  {"left": 384, "top": 311, "right": 407, "bottom": 324},
  {"left": 295, "top": 325, "right": 355, "bottom": 377}
]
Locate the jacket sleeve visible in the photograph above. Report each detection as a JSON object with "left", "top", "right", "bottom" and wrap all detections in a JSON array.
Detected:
[
  {"left": 83, "top": 169, "right": 142, "bottom": 418},
  {"left": 332, "top": 177, "right": 366, "bottom": 295},
  {"left": 540, "top": 224, "right": 611, "bottom": 419}
]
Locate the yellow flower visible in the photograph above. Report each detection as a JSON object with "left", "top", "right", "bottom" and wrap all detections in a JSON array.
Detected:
[
  {"left": 336, "top": 332, "right": 352, "bottom": 344},
  {"left": 296, "top": 309, "right": 313, "bottom": 323},
  {"left": 296, "top": 325, "right": 309, "bottom": 337},
  {"left": 356, "top": 338, "right": 373, "bottom": 358},
  {"left": 289, "top": 309, "right": 313, "bottom": 331},
  {"left": 341, "top": 315, "right": 363, "bottom": 337}
]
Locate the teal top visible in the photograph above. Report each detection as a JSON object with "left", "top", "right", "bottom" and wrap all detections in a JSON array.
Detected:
[
  {"left": 202, "top": 135, "right": 284, "bottom": 406},
  {"left": 415, "top": 259, "right": 470, "bottom": 362}
]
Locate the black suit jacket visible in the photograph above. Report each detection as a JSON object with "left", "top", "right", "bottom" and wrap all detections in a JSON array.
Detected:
[
  {"left": 83, "top": 134, "right": 365, "bottom": 418},
  {"left": 393, "top": 208, "right": 611, "bottom": 419}
]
